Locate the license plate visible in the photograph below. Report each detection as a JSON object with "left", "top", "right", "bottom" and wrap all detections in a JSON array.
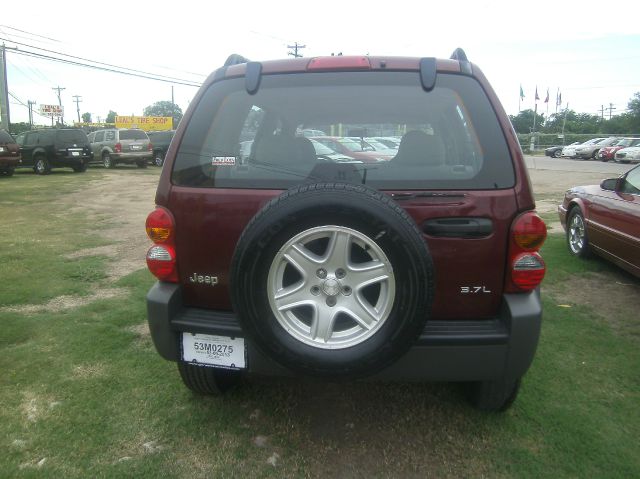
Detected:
[
  {"left": 71, "top": 151, "right": 80, "bottom": 156},
  {"left": 181, "top": 333, "right": 246, "bottom": 369},
  {"left": 130, "top": 145, "right": 141, "bottom": 150}
]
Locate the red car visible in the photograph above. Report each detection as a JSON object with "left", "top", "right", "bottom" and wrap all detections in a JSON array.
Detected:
[
  {"left": 311, "top": 136, "right": 392, "bottom": 162},
  {"left": 598, "top": 137, "right": 640, "bottom": 162},
  {"left": 0, "top": 129, "right": 21, "bottom": 177},
  {"left": 558, "top": 164, "right": 640, "bottom": 277}
]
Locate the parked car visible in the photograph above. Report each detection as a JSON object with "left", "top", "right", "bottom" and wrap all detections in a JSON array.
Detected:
[
  {"left": 309, "top": 138, "right": 361, "bottom": 163},
  {"left": 89, "top": 128, "right": 152, "bottom": 168},
  {"left": 145, "top": 50, "right": 548, "bottom": 412},
  {"left": 0, "top": 129, "right": 21, "bottom": 177},
  {"left": 147, "top": 130, "right": 175, "bottom": 167},
  {"left": 545, "top": 142, "right": 578, "bottom": 158},
  {"left": 372, "top": 136, "right": 401, "bottom": 149},
  {"left": 18, "top": 128, "right": 91, "bottom": 175},
  {"left": 574, "top": 137, "right": 619, "bottom": 160},
  {"left": 599, "top": 138, "right": 640, "bottom": 162},
  {"left": 311, "top": 136, "right": 390, "bottom": 162},
  {"left": 558, "top": 164, "right": 640, "bottom": 277},
  {"left": 347, "top": 137, "right": 397, "bottom": 157},
  {"left": 561, "top": 138, "right": 606, "bottom": 158},
  {"left": 614, "top": 145, "right": 640, "bottom": 164},
  {"left": 300, "top": 128, "right": 327, "bottom": 137}
]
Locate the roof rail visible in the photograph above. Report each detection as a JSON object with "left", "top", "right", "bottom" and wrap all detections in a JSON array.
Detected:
[
  {"left": 450, "top": 48, "right": 468, "bottom": 62},
  {"left": 450, "top": 47, "right": 472, "bottom": 75},
  {"left": 224, "top": 54, "right": 250, "bottom": 67}
]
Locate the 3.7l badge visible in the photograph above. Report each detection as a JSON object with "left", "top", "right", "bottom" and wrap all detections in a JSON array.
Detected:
[{"left": 189, "top": 273, "right": 218, "bottom": 286}]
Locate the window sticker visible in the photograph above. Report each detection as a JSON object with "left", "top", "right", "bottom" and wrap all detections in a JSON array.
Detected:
[{"left": 211, "top": 156, "right": 237, "bottom": 166}]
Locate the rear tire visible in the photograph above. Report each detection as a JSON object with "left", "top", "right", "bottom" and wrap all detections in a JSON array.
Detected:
[
  {"left": 73, "top": 162, "right": 87, "bottom": 173},
  {"left": 469, "top": 377, "right": 521, "bottom": 412},
  {"left": 136, "top": 161, "right": 148, "bottom": 169},
  {"left": 103, "top": 153, "right": 115, "bottom": 169},
  {"left": 553, "top": 149, "right": 562, "bottom": 158},
  {"left": 154, "top": 151, "right": 165, "bottom": 167},
  {"left": 177, "top": 362, "right": 241, "bottom": 395},
  {"left": 2, "top": 167, "right": 15, "bottom": 177},
  {"left": 34, "top": 157, "right": 51, "bottom": 175}
]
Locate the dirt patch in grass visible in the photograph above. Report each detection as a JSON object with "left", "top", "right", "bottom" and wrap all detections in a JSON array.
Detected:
[
  {"left": 62, "top": 171, "right": 158, "bottom": 282},
  {"left": 0, "top": 287, "right": 128, "bottom": 315},
  {"left": 72, "top": 363, "right": 108, "bottom": 380},
  {"left": 543, "top": 271, "right": 640, "bottom": 337}
]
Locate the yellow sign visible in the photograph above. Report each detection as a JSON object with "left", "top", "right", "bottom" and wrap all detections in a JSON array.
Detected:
[{"left": 115, "top": 116, "right": 173, "bottom": 131}]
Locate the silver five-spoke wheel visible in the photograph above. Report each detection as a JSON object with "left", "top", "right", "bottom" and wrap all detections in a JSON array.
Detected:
[
  {"left": 268, "top": 226, "right": 395, "bottom": 349},
  {"left": 568, "top": 211, "right": 586, "bottom": 254}
]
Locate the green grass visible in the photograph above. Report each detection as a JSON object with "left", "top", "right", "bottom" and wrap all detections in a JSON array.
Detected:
[{"left": 1, "top": 172, "right": 638, "bottom": 477}]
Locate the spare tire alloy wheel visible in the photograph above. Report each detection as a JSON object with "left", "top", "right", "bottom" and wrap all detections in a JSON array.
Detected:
[
  {"left": 154, "top": 152, "right": 164, "bottom": 167},
  {"left": 231, "top": 183, "right": 434, "bottom": 377},
  {"left": 268, "top": 225, "right": 395, "bottom": 349}
]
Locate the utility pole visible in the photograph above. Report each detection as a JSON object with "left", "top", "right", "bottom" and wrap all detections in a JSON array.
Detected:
[
  {"left": 0, "top": 44, "right": 10, "bottom": 131},
  {"left": 72, "top": 95, "right": 82, "bottom": 123},
  {"left": 287, "top": 42, "right": 306, "bottom": 58},
  {"left": 606, "top": 103, "right": 616, "bottom": 120},
  {"left": 52, "top": 85, "right": 65, "bottom": 125},
  {"left": 599, "top": 105, "right": 604, "bottom": 120},
  {"left": 27, "top": 100, "right": 36, "bottom": 128},
  {"left": 171, "top": 85, "right": 174, "bottom": 105}
]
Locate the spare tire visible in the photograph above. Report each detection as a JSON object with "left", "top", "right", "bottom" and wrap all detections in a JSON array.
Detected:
[{"left": 231, "top": 182, "right": 435, "bottom": 377}]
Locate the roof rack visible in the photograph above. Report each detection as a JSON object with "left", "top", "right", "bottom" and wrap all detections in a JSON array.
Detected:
[
  {"left": 224, "top": 54, "right": 250, "bottom": 67},
  {"left": 450, "top": 47, "right": 472, "bottom": 75},
  {"left": 450, "top": 48, "right": 468, "bottom": 62}
]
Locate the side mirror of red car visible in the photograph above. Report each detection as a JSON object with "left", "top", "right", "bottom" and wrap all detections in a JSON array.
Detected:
[{"left": 600, "top": 178, "right": 618, "bottom": 191}]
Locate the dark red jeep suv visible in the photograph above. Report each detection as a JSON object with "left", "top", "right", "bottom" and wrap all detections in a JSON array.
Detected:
[{"left": 145, "top": 50, "right": 547, "bottom": 411}]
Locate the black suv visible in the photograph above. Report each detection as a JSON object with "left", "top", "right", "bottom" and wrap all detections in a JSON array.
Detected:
[
  {"left": 145, "top": 51, "right": 547, "bottom": 411},
  {"left": 19, "top": 128, "right": 91, "bottom": 175},
  {"left": 147, "top": 130, "right": 175, "bottom": 167}
]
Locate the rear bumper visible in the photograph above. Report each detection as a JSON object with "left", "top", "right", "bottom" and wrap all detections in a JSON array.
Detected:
[
  {"left": 112, "top": 152, "right": 152, "bottom": 163},
  {"left": 0, "top": 157, "right": 19, "bottom": 168},
  {"left": 146, "top": 282, "right": 542, "bottom": 382}
]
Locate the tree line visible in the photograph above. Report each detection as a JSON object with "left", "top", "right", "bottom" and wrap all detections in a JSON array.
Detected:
[{"left": 509, "top": 92, "right": 640, "bottom": 135}]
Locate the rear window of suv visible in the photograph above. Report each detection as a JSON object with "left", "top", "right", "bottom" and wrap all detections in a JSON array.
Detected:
[
  {"left": 57, "top": 130, "right": 88, "bottom": 143},
  {"left": 172, "top": 71, "right": 514, "bottom": 190},
  {"left": 119, "top": 130, "right": 148, "bottom": 140}
]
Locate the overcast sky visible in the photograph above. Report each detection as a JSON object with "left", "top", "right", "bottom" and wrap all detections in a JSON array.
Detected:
[{"left": 3, "top": 0, "right": 640, "bottom": 126}]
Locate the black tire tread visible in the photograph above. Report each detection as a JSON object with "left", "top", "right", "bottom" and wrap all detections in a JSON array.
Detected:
[
  {"left": 231, "top": 182, "right": 434, "bottom": 377},
  {"left": 177, "top": 362, "right": 239, "bottom": 395}
]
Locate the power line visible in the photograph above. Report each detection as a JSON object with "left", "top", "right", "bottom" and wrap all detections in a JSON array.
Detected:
[
  {"left": 7, "top": 47, "right": 201, "bottom": 87},
  {"left": 0, "top": 24, "right": 61, "bottom": 43},
  {"left": 0, "top": 36, "right": 203, "bottom": 84}
]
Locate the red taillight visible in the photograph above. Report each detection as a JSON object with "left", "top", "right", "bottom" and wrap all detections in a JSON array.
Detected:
[
  {"left": 506, "top": 212, "right": 547, "bottom": 292},
  {"left": 146, "top": 206, "right": 178, "bottom": 282},
  {"left": 114, "top": 142, "right": 122, "bottom": 153},
  {"left": 307, "top": 56, "right": 371, "bottom": 71},
  {"left": 148, "top": 142, "right": 153, "bottom": 151}
]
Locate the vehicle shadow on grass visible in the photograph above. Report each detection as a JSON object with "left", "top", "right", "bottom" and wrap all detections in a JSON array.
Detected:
[{"left": 226, "top": 377, "right": 492, "bottom": 477}]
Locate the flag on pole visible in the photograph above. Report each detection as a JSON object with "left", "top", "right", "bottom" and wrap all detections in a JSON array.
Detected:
[
  {"left": 519, "top": 85, "right": 525, "bottom": 100},
  {"left": 544, "top": 88, "right": 549, "bottom": 103},
  {"left": 535, "top": 87, "right": 540, "bottom": 101},
  {"left": 557, "top": 91, "right": 562, "bottom": 106}
]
